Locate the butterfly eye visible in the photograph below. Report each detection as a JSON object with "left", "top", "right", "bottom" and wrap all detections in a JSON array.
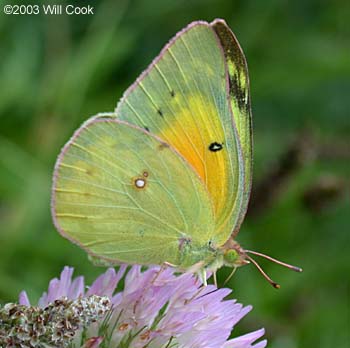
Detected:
[{"left": 224, "top": 249, "right": 238, "bottom": 264}]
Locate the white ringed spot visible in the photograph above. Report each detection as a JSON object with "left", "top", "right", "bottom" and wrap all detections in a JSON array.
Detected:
[{"left": 135, "top": 178, "right": 146, "bottom": 188}]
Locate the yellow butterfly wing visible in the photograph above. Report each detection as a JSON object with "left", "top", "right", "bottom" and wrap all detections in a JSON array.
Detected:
[
  {"left": 115, "top": 19, "right": 252, "bottom": 245},
  {"left": 52, "top": 118, "right": 215, "bottom": 265},
  {"left": 212, "top": 20, "right": 253, "bottom": 235}
]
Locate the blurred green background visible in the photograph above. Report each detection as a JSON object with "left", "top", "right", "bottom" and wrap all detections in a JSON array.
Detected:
[{"left": 0, "top": 0, "right": 349, "bottom": 347}]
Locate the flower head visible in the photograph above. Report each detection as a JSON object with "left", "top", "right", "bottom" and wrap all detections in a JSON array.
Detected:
[
  {"left": 0, "top": 295, "right": 110, "bottom": 347},
  {"left": 2, "top": 266, "right": 266, "bottom": 348}
]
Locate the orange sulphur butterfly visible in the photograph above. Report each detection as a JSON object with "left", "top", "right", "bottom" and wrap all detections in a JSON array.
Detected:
[{"left": 52, "top": 19, "right": 301, "bottom": 287}]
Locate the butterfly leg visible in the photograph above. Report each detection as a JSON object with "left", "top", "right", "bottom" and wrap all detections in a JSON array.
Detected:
[
  {"left": 184, "top": 285, "right": 206, "bottom": 305},
  {"left": 213, "top": 271, "right": 218, "bottom": 287},
  {"left": 164, "top": 261, "right": 178, "bottom": 268},
  {"left": 134, "top": 265, "right": 169, "bottom": 313},
  {"left": 223, "top": 267, "right": 237, "bottom": 286},
  {"left": 197, "top": 268, "right": 208, "bottom": 286},
  {"left": 150, "top": 263, "right": 172, "bottom": 285}
]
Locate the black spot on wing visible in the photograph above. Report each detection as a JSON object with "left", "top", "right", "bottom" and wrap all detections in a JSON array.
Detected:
[
  {"left": 170, "top": 90, "right": 175, "bottom": 97},
  {"left": 209, "top": 142, "right": 223, "bottom": 152},
  {"left": 157, "top": 109, "right": 164, "bottom": 117},
  {"left": 212, "top": 20, "right": 251, "bottom": 114},
  {"left": 144, "top": 126, "right": 150, "bottom": 132},
  {"left": 158, "top": 143, "right": 169, "bottom": 151},
  {"left": 212, "top": 21, "right": 247, "bottom": 72},
  {"left": 229, "top": 73, "right": 247, "bottom": 111}
]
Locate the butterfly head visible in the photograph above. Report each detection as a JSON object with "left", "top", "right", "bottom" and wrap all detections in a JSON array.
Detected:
[
  {"left": 221, "top": 240, "right": 249, "bottom": 268},
  {"left": 220, "top": 238, "right": 302, "bottom": 289}
]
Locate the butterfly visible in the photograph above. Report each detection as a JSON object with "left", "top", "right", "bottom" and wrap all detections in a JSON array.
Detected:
[{"left": 52, "top": 19, "right": 301, "bottom": 287}]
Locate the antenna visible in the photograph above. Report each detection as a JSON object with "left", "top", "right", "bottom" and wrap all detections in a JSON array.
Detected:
[
  {"left": 245, "top": 254, "right": 280, "bottom": 289},
  {"left": 245, "top": 250, "right": 303, "bottom": 272}
]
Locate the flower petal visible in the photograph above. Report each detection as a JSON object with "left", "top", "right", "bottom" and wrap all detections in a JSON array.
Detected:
[
  {"left": 18, "top": 290, "right": 30, "bottom": 306},
  {"left": 86, "top": 265, "right": 126, "bottom": 298},
  {"left": 68, "top": 275, "right": 85, "bottom": 299},
  {"left": 38, "top": 266, "right": 74, "bottom": 307},
  {"left": 83, "top": 336, "right": 104, "bottom": 348},
  {"left": 224, "top": 328, "right": 267, "bottom": 348}
]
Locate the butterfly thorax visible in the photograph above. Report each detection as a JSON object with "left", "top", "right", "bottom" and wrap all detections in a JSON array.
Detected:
[
  {"left": 178, "top": 238, "right": 217, "bottom": 270},
  {"left": 178, "top": 237, "right": 248, "bottom": 282}
]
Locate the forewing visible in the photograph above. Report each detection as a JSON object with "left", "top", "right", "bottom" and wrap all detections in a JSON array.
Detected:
[
  {"left": 212, "top": 19, "right": 253, "bottom": 235},
  {"left": 52, "top": 118, "right": 215, "bottom": 265},
  {"left": 115, "top": 20, "right": 246, "bottom": 245}
]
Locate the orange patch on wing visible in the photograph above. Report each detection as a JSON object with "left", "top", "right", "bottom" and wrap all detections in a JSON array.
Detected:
[{"left": 159, "top": 96, "right": 229, "bottom": 217}]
